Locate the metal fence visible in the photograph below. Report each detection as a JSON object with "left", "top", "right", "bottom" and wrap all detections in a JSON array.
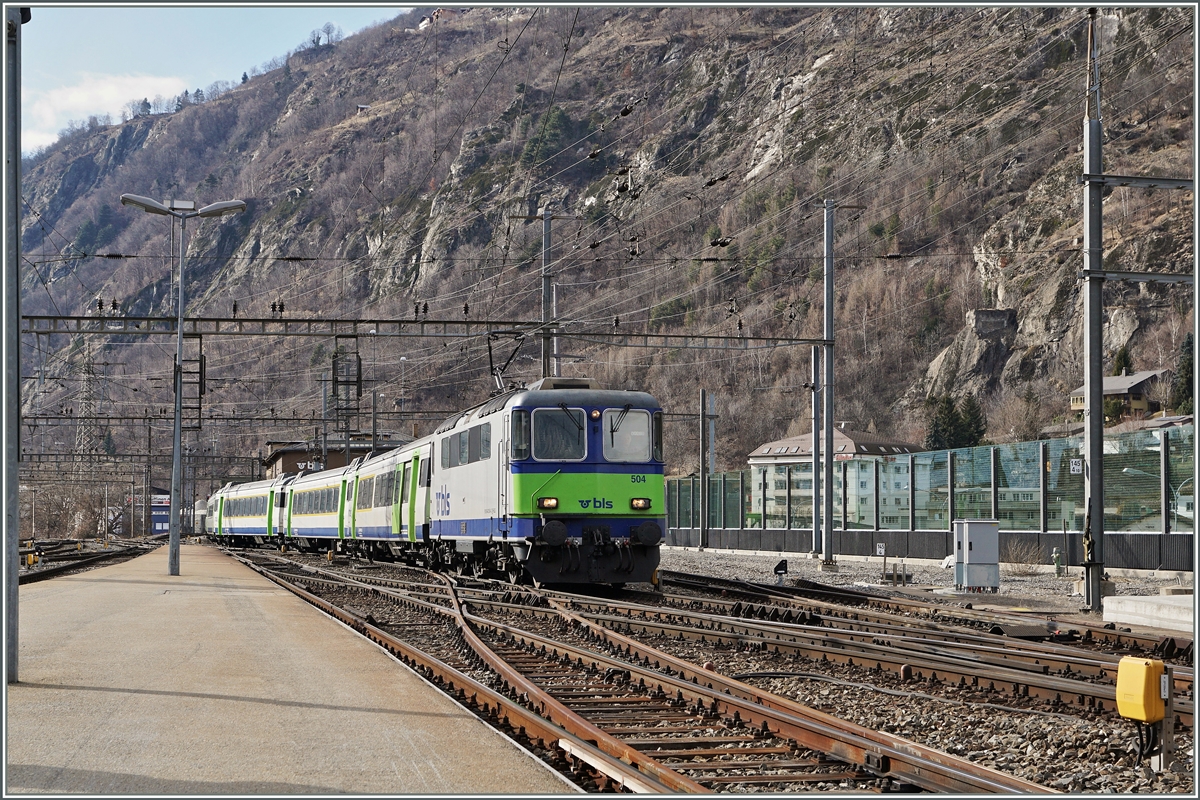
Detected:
[{"left": 666, "top": 426, "right": 1194, "bottom": 572}]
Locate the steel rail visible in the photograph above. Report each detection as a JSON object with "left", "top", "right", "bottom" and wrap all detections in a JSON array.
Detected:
[
  {"left": 576, "top": 607, "right": 1196, "bottom": 723},
  {"left": 246, "top": 551, "right": 1193, "bottom": 724},
  {"left": 435, "top": 574, "right": 711, "bottom": 793},
  {"left": 248, "top": 556, "right": 969, "bottom": 796},
  {"left": 660, "top": 570, "right": 1193, "bottom": 663},
  {"left": 561, "top": 588, "right": 1193, "bottom": 690},
  {"left": 17, "top": 548, "right": 141, "bottom": 584},
  {"left": 236, "top": 556, "right": 686, "bottom": 793},
  {"left": 662, "top": 570, "right": 1192, "bottom": 653},
  {"left": 464, "top": 591, "right": 1193, "bottom": 728},
  {"left": 466, "top": 601, "right": 1053, "bottom": 794}
]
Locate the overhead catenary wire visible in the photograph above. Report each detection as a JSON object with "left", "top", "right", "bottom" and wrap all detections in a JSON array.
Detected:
[{"left": 19, "top": 8, "right": 1191, "bottom": 443}]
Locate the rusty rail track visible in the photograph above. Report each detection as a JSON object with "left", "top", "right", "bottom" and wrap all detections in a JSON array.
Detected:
[
  {"left": 18, "top": 547, "right": 145, "bottom": 584},
  {"left": 234, "top": 550, "right": 1053, "bottom": 793},
  {"left": 655, "top": 571, "right": 1193, "bottom": 703},
  {"left": 660, "top": 570, "right": 1192, "bottom": 656}
]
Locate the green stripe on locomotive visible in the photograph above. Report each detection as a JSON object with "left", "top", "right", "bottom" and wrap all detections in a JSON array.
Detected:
[{"left": 511, "top": 471, "right": 663, "bottom": 516}]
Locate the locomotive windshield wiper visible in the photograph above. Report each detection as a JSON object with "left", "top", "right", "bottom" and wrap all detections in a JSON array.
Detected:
[
  {"left": 609, "top": 403, "right": 633, "bottom": 446},
  {"left": 558, "top": 402, "right": 583, "bottom": 432}
]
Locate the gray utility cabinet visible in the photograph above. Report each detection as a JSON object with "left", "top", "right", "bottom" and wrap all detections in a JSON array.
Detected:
[{"left": 954, "top": 519, "right": 1000, "bottom": 592}]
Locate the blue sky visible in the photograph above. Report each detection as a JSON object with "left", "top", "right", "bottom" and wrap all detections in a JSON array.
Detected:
[{"left": 19, "top": 4, "right": 411, "bottom": 153}]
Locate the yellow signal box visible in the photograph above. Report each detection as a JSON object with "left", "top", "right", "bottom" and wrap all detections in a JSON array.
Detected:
[{"left": 1116, "top": 656, "right": 1165, "bottom": 723}]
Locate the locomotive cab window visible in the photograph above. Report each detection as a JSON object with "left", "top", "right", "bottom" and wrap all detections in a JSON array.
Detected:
[
  {"left": 602, "top": 407, "right": 651, "bottom": 462},
  {"left": 511, "top": 411, "right": 531, "bottom": 460},
  {"left": 533, "top": 406, "right": 586, "bottom": 461}
]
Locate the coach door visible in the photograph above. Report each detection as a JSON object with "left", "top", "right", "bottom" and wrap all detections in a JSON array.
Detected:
[
  {"left": 498, "top": 414, "right": 510, "bottom": 530},
  {"left": 399, "top": 461, "right": 414, "bottom": 542}
]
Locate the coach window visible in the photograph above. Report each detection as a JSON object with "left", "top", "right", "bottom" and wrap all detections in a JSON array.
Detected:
[
  {"left": 459, "top": 430, "right": 470, "bottom": 465},
  {"left": 602, "top": 408, "right": 651, "bottom": 462},
  {"left": 401, "top": 463, "right": 412, "bottom": 507},
  {"left": 533, "top": 407, "right": 586, "bottom": 460},
  {"left": 440, "top": 438, "right": 450, "bottom": 469},
  {"left": 419, "top": 457, "right": 431, "bottom": 487},
  {"left": 511, "top": 411, "right": 531, "bottom": 460},
  {"left": 480, "top": 422, "right": 491, "bottom": 459}
]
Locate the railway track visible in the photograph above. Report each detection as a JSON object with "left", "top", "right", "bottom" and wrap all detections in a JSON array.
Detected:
[
  {"left": 658, "top": 570, "right": 1193, "bottom": 660},
  {"left": 17, "top": 544, "right": 154, "bottom": 584},
  {"left": 571, "top": 572, "right": 1196, "bottom": 727},
  {"left": 234, "top": 549, "right": 1053, "bottom": 793}
]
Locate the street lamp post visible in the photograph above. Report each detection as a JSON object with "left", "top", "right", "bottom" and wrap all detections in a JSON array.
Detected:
[
  {"left": 120, "top": 194, "right": 246, "bottom": 576},
  {"left": 399, "top": 356, "right": 407, "bottom": 435},
  {"left": 368, "top": 329, "right": 377, "bottom": 457},
  {"left": 1121, "top": 468, "right": 1193, "bottom": 533},
  {"left": 1168, "top": 476, "right": 1193, "bottom": 532}
]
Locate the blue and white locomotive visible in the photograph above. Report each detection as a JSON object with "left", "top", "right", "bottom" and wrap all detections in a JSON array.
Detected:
[{"left": 206, "top": 377, "right": 665, "bottom": 585}]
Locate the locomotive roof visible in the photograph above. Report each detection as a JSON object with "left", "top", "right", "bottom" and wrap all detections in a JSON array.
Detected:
[
  {"left": 511, "top": 388, "right": 660, "bottom": 409},
  {"left": 434, "top": 386, "right": 660, "bottom": 434}
]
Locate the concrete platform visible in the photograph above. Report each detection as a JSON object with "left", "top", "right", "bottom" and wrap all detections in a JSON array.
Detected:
[
  {"left": 6, "top": 544, "right": 576, "bottom": 794},
  {"left": 1102, "top": 595, "right": 1195, "bottom": 635}
]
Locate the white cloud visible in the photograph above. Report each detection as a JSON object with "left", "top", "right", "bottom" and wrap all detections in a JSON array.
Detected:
[{"left": 22, "top": 73, "right": 188, "bottom": 152}]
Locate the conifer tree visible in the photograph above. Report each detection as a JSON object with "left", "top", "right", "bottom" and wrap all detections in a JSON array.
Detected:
[
  {"left": 958, "top": 394, "right": 988, "bottom": 446},
  {"left": 1111, "top": 344, "right": 1133, "bottom": 376},
  {"left": 1170, "top": 333, "right": 1193, "bottom": 414},
  {"left": 924, "top": 395, "right": 961, "bottom": 450}
]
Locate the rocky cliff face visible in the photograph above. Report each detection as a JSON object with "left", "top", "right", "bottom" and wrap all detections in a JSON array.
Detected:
[{"left": 18, "top": 6, "right": 1193, "bottom": 468}]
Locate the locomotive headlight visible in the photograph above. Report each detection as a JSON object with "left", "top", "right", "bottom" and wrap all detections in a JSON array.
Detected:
[
  {"left": 590, "top": 409, "right": 601, "bottom": 420},
  {"left": 630, "top": 497, "right": 652, "bottom": 510},
  {"left": 536, "top": 497, "right": 559, "bottom": 510}
]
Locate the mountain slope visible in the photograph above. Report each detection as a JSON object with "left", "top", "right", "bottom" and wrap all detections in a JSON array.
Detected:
[{"left": 19, "top": 6, "right": 1193, "bottom": 471}]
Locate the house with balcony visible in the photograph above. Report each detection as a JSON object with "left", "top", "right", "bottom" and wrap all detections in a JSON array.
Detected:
[{"left": 1069, "top": 369, "right": 1172, "bottom": 417}]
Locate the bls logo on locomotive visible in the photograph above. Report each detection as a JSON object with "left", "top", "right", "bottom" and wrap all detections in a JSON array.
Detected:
[
  {"left": 435, "top": 486, "right": 451, "bottom": 516},
  {"left": 578, "top": 498, "right": 614, "bottom": 509}
]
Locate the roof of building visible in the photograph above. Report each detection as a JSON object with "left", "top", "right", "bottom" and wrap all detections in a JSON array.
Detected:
[
  {"left": 1104, "top": 414, "right": 1194, "bottom": 434},
  {"left": 1069, "top": 369, "right": 1171, "bottom": 397},
  {"left": 748, "top": 427, "right": 924, "bottom": 462}
]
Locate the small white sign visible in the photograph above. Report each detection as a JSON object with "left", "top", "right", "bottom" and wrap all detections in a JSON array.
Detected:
[
  {"left": 1070, "top": 458, "right": 1083, "bottom": 475},
  {"left": 876, "top": 543, "right": 886, "bottom": 556}
]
